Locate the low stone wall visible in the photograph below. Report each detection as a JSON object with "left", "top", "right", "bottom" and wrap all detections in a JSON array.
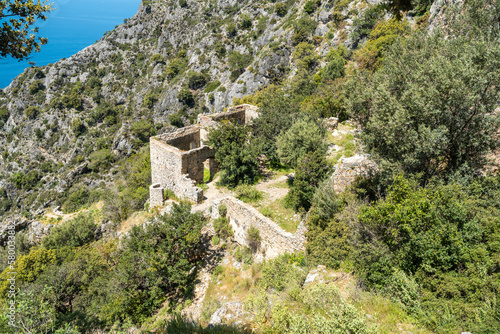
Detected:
[{"left": 211, "top": 196, "right": 307, "bottom": 260}]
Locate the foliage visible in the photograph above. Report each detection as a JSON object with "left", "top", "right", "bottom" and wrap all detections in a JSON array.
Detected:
[
  {"left": 186, "top": 70, "right": 209, "bottom": 90},
  {"left": 275, "top": 3, "right": 287, "bottom": 17},
  {"left": 354, "top": 175, "right": 500, "bottom": 331},
  {"left": 304, "top": 0, "right": 320, "bottom": 14},
  {"left": 292, "top": 42, "right": 317, "bottom": 71},
  {"left": 29, "top": 79, "right": 44, "bottom": 94},
  {"left": 260, "top": 255, "right": 307, "bottom": 292},
  {"left": 24, "top": 106, "right": 39, "bottom": 119},
  {"left": 43, "top": 213, "right": 97, "bottom": 250},
  {"left": 239, "top": 13, "right": 252, "bottom": 30},
  {"left": 251, "top": 87, "right": 300, "bottom": 165},
  {"left": 228, "top": 51, "right": 253, "bottom": 81},
  {"left": 286, "top": 150, "right": 330, "bottom": 211},
  {"left": 353, "top": 18, "right": 410, "bottom": 70},
  {"left": 11, "top": 170, "right": 41, "bottom": 190},
  {"left": 207, "top": 121, "right": 259, "bottom": 188},
  {"left": 177, "top": 87, "right": 194, "bottom": 106},
  {"left": 0, "top": 0, "right": 53, "bottom": 60},
  {"left": 246, "top": 226, "right": 261, "bottom": 251},
  {"left": 277, "top": 118, "right": 327, "bottom": 168},
  {"left": 347, "top": 29, "right": 500, "bottom": 180},
  {"left": 226, "top": 22, "right": 237, "bottom": 37},
  {"left": 292, "top": 15, "right": 318, "bottom": 45},
  {"left": 234, "top": 184, "right": 264, "bottom": 204},
  {"left": 204, "top": 80, "right": 220, "bottom": 93},
  {"left": 131, "top": 119, "right": 156, "bottom": 143},
  {"left": 88, "top": 149, "right": 114, "bottom": 172},
  {"left": 213, "top": 217, "right": 233, "bottom": 239},
  {"left": 165, "top": 58, "right": 187, "bottom": 79},
  {"left": 71, "top": 118, "right": 86, "bottom": 137},
  {"left": 143, "top": 90, "right": 158, "bottom": 109}
]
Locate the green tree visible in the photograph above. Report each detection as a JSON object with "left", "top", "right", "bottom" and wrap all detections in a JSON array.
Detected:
[
  {"left": 276, "top": 118, "right": 327, "bottom": 168},
  {"left": 251, "top": 88, "right": 300, "bottom": 165},
  {"left": 0, "top": 0, "right": 53, "bottom": 60},
  {"left": 207, "top": 120, "right": 259, "bottom": 188},
  {"left": 347, "top": 29, "right": 500, "bottom": 180},
  {"left": 43, "top": 213, "right": 97, "bottom": 250},
  {"left": 286, "top": 150, "right": 330, "bottom": 211}
]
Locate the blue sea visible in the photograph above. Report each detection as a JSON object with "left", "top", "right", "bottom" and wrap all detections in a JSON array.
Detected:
[{"left": 0, "top": 0, "right": 141, "bottom": 88}]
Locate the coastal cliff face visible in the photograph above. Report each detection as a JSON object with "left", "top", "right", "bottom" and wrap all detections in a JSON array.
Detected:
[{"left": 0, "top": 0, "right": 435, "bottom": 224}]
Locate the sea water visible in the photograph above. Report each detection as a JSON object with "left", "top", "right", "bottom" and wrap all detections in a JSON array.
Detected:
[{"left": 0, "top": 0, "right": 141, "bottom": 88}]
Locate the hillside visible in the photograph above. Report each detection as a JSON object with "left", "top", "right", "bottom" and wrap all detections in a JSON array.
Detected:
[{"left": 1, "top": 0, "right": 500, "bottom": 333}]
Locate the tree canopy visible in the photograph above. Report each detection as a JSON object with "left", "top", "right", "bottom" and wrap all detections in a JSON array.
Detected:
[{"left": 0, "top": 0, "right": 53, "bottom": 60}]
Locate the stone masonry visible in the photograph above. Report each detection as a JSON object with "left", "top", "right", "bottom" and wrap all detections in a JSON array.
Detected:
[
  {"left": 150, "top": 104, "right": 259, "bottom": 207},
  {"left": 331, "top": 154, "right": 377, "bottom": 193},
  {"left": 211, "top": 196, "right": 307, "bottom": 260}
]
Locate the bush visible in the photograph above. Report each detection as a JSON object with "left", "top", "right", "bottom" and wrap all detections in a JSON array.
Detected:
[
  {"left": 179, "top": 0, "right": 187, "bottom": 8},
  {"left": 186, "top": 70, "right": 209, "bottom": 90},
  {"left": 131, "top": 119, "right": 157, "bottom": 143},
  {"left": 168, "top": 112, "right": 184, "bottom": 128},
  {"left": 213, "top": 217, "right": 233, "bottom": 239},
  {"left": 71, "top": 118, "right": 86, "bottom": 136},
  {"left": 29, "top": 80, "right": 44, "bottom": 94},
  {"left": 24, "top": 106, "right": 39, "bottom": 119},
  {"left": 42, "top": 213, "right": 97, "bottom": 249},
  {"left": 246, "top": 226, "right": 261, "bottom": 251},
  {"left": 260, "top": 255, "right": 307, "bottom": 292},
  {"left": 165, "top": 58, "right": 187, "bottom": 79},
  {"left": 143, "top": 90, "right": 158, "bottom": 109},
  {"left": 207, "top": 121, "right": 260, "bottom": 188},
  {"left": 347, "top": 21, "right": 500, "bottom": 180},
  {"left": 235, "top": 185, "right": 263, "bottom": 203},
  {"left": 177, "top": 87, "right": 194, "bottom": 106},
  {"left": 204, "top": 80, "right": 221, "bottom": 93},
  {"left": 218, "top": 204, "right": 227, "bottom": 217},
  {"left": 275, "top": 3, "right": 287, "bottom": 17},
  {"left": 303, "top": 0, "right": 320, "bottom": 14},
  {"left": 276, "top": 118, "right": 327, "bottom": 168},
  {"left": 286, "top": 150, "right": 330, "bottom": 211},
  {"left": 89, "top": 149, "right": 115, "bottom": 172},
  {"left": 226, "top": 22, "right": 237, "bottom": 37},
  {"left": 239, "top": 13, "right": 252, "bottom": 30}
]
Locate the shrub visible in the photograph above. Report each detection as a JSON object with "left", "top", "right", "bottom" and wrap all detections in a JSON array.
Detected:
[
  {"left": 347, "top": 28, "right": 500, "bottom": 179},
  {"left": 177, "top": 87, "right": 194, "bottom": 106},
  {"left": 143, "top": 90, "right": 158, "bottom": 109},
  {"left": 24, "top": 106, "right": 39, "bottom": 119},
  {"left": 286, "top": 150, "right": 330, "bottom": 211},
  {"left": 213, "top": 217, "right": 233, "bottom": 239},
  {"left": 226, "top": 22, "right": 237, "bottom": 37},
  {"left": 235, "top": 184, "right": 264, "bottom": 203},
  {"left": 275, "top": 3, "right": 287, "bottom": 17},
  {"left": 71, "top": 118, "right": 86, "bottom": 136},
  {"left": 168, "top": 112, "right": 184, "bottom": 128},
  {"left": 292, "top": 42, "right": 318, "bottom": 72},
  {"left": 218, "top": 204, "right": 227, "bottom": 217},
  {"left": 260, "top": 255, "right": 307, "bottom": 292},
  {"left": 303, "top": 0, "right": 320, "bottom": 14},
  {"left": 186, "top": 70, "right": 208, "bottom": 89},
  {"left": 246, "top": 226, "right": 261, "bottom": 251},
  {"left": 165, "top": 58, "right": 187, "bottom": 79},
  {"left": 204, "top": 80, "right": 221, "bottom": 93},
  {"left": 131, "top": 119, "right": 157, "bottom": 143},
  {"left": 89, "top": 149, "right": 114, "bottom": 172},
  {"left": 207, "top": 121, "right": 260, "bottom": 187},
  {"left": 29, "top": 80, "right": 44, "bottom": 94},
  {"left": 179, "top": 0, "right": 187, "bottom": 8},
  {"left": 239, "top": 13, "right": 252, "bottom": 30},
  {"left": 42, "top": 213, "right": 97, "bottom": 249},
  {"left": 276, "top": 118, "right": 327, "bottom": 168}
]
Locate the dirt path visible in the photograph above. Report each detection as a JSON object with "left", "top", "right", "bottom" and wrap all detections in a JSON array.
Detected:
[{"left": 255, "top": 174, "right": 290, "bottom": 202}]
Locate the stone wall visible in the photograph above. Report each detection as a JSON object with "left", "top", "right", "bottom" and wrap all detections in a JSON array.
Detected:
[
  {"left": 211, "top": 196, "right": 307, "bottom": 260},
  {"left": 331, "top": 154, "right": 377, "bottom": 193},
  {"left": 150, "top": 136, "right": 211, "bottom": 205}
]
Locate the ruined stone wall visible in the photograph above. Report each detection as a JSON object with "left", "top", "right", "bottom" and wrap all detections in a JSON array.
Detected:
[
  {"left": 150, "top": 137, "right": 205, "bottom": 205},
  {"left": 211, "top": 196, "right": 307, "bottom": 260},
  {"left": 158, "top": 125, "right": 201, "bottom": 151},
  {"left": 332, "top": 154, "right": 377, "bottom": 193},
  {"left": 182, "top": 146, "right": 216, "bottom": 184}
]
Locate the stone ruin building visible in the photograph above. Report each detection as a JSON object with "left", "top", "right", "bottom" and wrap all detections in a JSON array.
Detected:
[{"left": 149, "top": 104, "right": 259, "bottom": 207}]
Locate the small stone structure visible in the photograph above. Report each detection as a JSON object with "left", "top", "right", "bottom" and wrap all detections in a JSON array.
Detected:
[
  {"left": 211, "top": 196, "right": 307, "bottom": 260},
  {"left": 331, "top": 154, "right": 377, "bottom": 193},
  {"left": 149, "top": 104, "right": 259, "bottom": 207}
]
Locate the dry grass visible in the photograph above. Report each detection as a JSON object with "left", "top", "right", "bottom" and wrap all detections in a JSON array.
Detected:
[
  {"left": 117, "top": 210, "right": 154, "bottom": 233},
  {"left": 40, "top": 201, "right": 104, "bottom": 226},
  {"left": 259, "top": 198, "right": 301, "bottom": 233}
]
